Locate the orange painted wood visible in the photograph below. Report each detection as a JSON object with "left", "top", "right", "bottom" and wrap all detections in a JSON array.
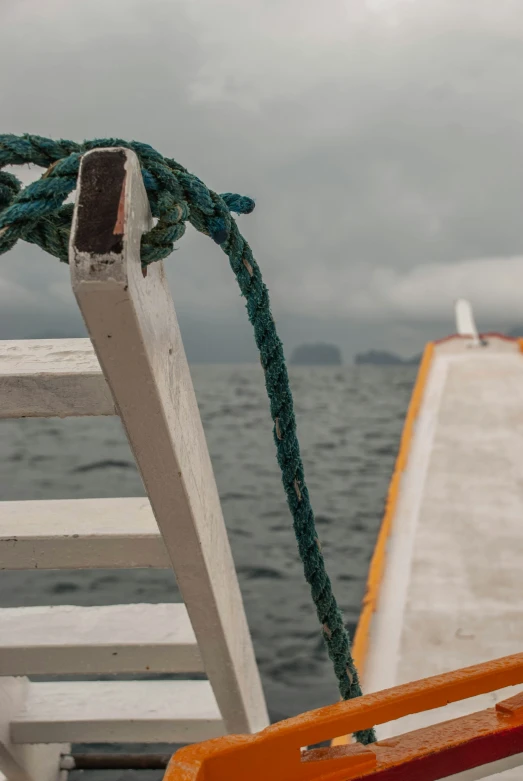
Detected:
[
  {"left": 164, "top": 653, "right": 523, "bottom": 781},
  {"left": 301, "top": 694, "right": 523, "bottom": 780}
]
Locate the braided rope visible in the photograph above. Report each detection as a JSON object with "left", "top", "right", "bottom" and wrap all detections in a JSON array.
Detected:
[{"left": 0, "top": 133, "right": 375, "bottom": 744}]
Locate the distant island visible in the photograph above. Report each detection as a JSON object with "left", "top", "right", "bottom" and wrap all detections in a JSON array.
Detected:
[
  {"left": 354, "top": 350, "right": 421, "bottom": 366},
  {"left": 290, "top": 343, "right": 342, "bottom": 366}
]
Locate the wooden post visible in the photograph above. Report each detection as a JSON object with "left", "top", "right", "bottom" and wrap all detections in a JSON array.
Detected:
[{"left": 69, "top": 147, "right": 269, "bottom": 734}]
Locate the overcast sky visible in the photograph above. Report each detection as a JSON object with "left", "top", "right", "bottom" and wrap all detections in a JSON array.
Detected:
[{"left": 1, "top": 0, "right": 523, "bottom": 360}]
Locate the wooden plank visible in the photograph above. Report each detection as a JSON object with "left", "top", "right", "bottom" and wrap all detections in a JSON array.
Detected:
[
  {"left": 361, "top": 339, "right": 523, "bottom": 781},
  {"left": 0, "top": 677, "right": 67, "bottom": 781},
  {"left": 10, "top": 681, "right": 224, "bottom": 745},
  {"left": 69, "top": 147, "right": 269, "bottom": 733},
  {"left": 0, "top": 497, "right": 169, "bottom": 569},
  {"left": 0, "top": 339, "right": 114, "bottom": 418},
  {"left": 0, "top": 603, "right": 203, "bottom": 675},
  {"left": 362, "top": 349, "right": 450, "bottom": 701}
]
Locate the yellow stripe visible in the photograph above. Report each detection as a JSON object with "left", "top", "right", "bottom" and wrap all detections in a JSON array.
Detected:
[{"left": 331, "top": 342, "right": 435, "bottom": 745}]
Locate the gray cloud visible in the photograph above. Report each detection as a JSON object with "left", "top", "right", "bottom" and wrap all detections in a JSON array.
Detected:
[{"left": 1, "top": 0, "right": 522, "bottom": 358}]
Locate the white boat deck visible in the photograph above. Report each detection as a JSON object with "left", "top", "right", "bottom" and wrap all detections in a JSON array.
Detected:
[{"left": 363, "top": 335, "right": 523, "bottom": 779}]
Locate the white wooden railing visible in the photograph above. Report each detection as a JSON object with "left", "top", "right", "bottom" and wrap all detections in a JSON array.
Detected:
[{"left": 0, "top": 147, "right": 269, "bottom": 781}]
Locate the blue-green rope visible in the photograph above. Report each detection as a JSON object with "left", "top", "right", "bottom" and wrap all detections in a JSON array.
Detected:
[{"left": 0, "top": 133, "right": 375, "bottom": 744}]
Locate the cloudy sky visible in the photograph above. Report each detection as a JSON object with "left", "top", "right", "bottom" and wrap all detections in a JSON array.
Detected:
[{"left": 1, "top": 0, "right": 523, "bottom": 361}]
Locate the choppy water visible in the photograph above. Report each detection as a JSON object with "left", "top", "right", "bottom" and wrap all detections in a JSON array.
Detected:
[{"left": 0, "top": 365, "right": 415, "bottom": 780}]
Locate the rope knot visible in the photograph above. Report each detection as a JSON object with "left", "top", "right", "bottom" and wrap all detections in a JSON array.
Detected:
[{"left": 0, "top": 133, "right": 255, "bottom": 265}]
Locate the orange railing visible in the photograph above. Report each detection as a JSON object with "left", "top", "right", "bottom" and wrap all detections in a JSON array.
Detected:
[{"left": 165, "top": 652, "right": 523, "bottom": 781}]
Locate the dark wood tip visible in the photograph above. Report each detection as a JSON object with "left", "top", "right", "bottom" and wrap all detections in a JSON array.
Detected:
[{"left": 75, "top": 149, "right": 127, "bottom": 255}]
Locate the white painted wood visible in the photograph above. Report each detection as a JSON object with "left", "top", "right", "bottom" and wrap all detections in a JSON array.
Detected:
[
  {"left": 10, "top": 681, "right": 224, "bottom": 744},
  {"left": 364, "top": 338, "right": 523, "bottom": 780},
  {"left": 0, "top": 678, "right": 67, "bottom": 781},
  {"left": 0, "top": 498, "right": 169, "bottom": 569},
  {"left": 0, "top": 339, "right": 114, "bottom": 418},
  {"left": 0, "top": 603, "right": 203, "bottom": 675},
  {"left": 69, "top": 146, "right": 268, "bottom": 733},
  {"left": 363, "top": 352, "right": 448, "bottom": 697},
  {"left": 455, "top": 298, "right": 481, "bottom": 346}
]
